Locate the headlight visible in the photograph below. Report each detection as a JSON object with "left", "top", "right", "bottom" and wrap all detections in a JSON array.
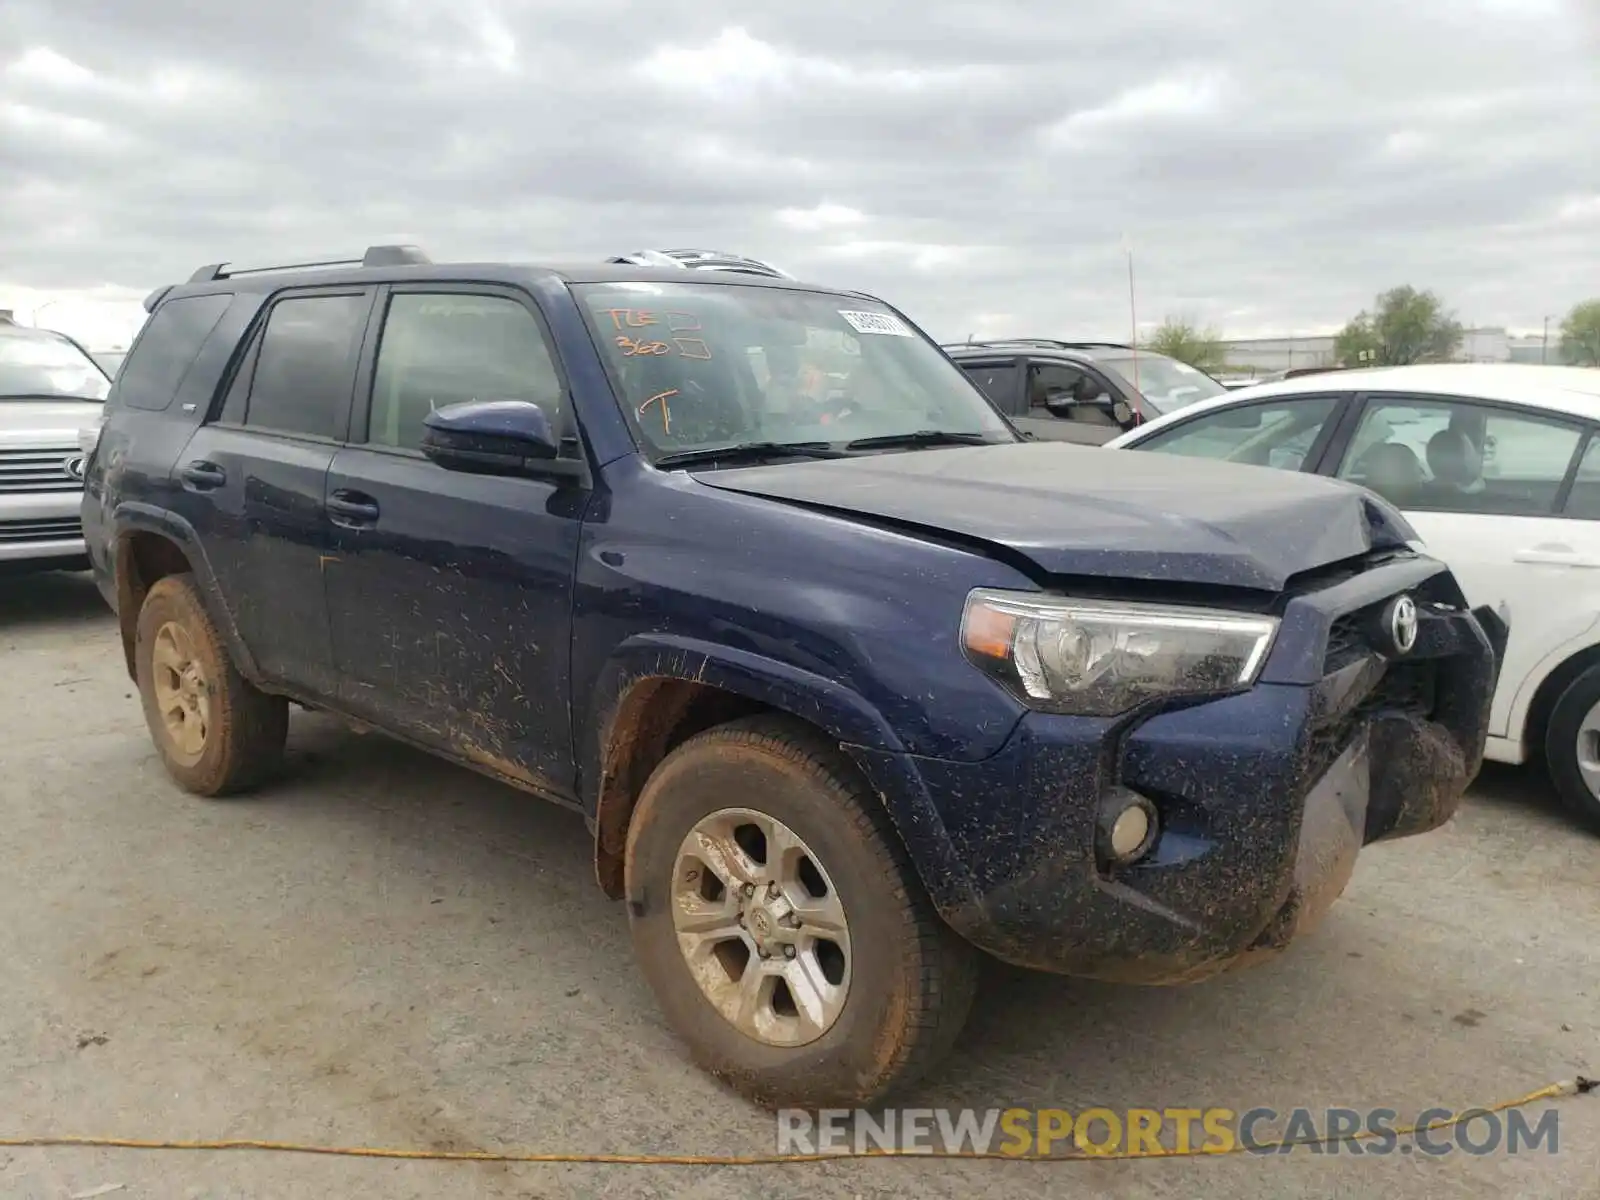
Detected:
[{"left": 960, "top": 588, "right": 1279, "bottom": 717}]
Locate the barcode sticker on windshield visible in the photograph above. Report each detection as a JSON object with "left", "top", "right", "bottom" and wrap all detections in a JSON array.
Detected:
[{"left": 838, "top": 310, "right": 913, "bottom": 337}]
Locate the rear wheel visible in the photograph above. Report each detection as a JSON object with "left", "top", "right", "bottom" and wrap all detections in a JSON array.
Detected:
[
  {"left": 624, "top": 716, "right": 977, "bottom": 1108},
  {"left": 1544, "top": 664, "right": 1600, "bottom": 832},
  {"left": 135, "top": 573, "right": 288, "bottom": 796}
]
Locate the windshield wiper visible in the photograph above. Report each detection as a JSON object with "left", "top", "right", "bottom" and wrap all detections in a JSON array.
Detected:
[
  {"left": 842, "top": 430, "right": 1001, "bottom": 451},
  {"left": 652, "top": 441, "right": 847, "bottom": 469}
]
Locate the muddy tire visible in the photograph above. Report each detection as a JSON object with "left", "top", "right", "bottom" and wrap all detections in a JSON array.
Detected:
[
  {"left": 624, "top": 715, "right": 978, "bottom": 1108},
  {"left": 1544, "top": 664, "right": 1600, "bottom": 833},
  {"left": 135, "top": 573, "right": 288, "bottom": 796}
]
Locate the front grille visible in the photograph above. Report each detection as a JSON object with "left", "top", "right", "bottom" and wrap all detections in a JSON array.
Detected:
[
  {"left": 1305, "top": 656, "right": 1440, "bottom": 776},
  {"left": 0, "top": 446, "right": 82, "bottom": 494},
  {"left": 0, "top": 516, "right": 82, "bottom": 544}
]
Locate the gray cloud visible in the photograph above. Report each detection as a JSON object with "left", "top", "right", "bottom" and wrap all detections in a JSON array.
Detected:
[{"left": 2, "top": 0, "right": 1596, "bottom": 344}]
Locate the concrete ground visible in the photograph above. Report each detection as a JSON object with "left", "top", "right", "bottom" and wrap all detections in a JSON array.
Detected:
[{"left": 2, "top": 571, "right": 1596, "bottom": 1200}]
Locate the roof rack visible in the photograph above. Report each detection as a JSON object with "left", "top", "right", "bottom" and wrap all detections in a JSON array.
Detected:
[
  {"left": 186, "top": 243, "right": 431, "bottom": 283},
  {"left": 603, "top": 248, "right": 794, "bottom": 280}
]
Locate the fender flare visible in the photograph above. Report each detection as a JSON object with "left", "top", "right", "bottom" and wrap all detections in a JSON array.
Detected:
[
  {"left": 583, "top": 634, "right": 912, "bottom": 895},
  {"left": 111, "top": 502, "right": 265, "bottom": 684}
]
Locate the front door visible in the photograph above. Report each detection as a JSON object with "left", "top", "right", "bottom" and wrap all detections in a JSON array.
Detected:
[
  {"left": 1330, "top": 392, "right": 1600, "bottom": 738},
  {"left": 172, "top": 287, "right": 373, "bottom": 697},
  {"left": 321, "top": 286, "right": 589, "bottom": 798},
  {"left": 1015, "top": 361, "right": 1129, "bottom": 445}
]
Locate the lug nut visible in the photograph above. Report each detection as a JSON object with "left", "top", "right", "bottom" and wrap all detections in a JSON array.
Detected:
[
  {"left": 743, "top": 883, "right": 755, "bottom": 897},
  {"left": 783, "top": 945, "right": 796, "bottom": 960}
]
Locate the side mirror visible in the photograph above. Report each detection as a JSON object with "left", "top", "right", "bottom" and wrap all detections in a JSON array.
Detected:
[
  {"left": 421, "top": 399, "right": 567, "bottom": 478},
  {"left": 1111, "top": 399, "right": 1135, "bottom": 426}
]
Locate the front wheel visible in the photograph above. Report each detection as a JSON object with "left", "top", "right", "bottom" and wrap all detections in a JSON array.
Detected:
[
  {"left": 1546, "top": 665, "right": 1600, "bottom": 833},
  {"left": 624, "top": 716, "right": 977, "bottom": 1108}
]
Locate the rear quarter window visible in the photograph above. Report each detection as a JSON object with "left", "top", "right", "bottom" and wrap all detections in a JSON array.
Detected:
[{"left": 116, "top": 293, "right": 235, "bottom": 412}]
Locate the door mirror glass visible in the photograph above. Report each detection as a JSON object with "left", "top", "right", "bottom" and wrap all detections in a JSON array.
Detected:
[
  {"left": 421, "top": 399, "right": 562, "bottom": 476},
  {"left": 1111, "top": 399, "right": 1134, "bottom": 426}
]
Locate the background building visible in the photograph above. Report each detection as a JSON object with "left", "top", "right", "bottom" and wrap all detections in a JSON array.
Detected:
[{"left": 1219, "top": 327, "right": 1573, "bottom": 377}]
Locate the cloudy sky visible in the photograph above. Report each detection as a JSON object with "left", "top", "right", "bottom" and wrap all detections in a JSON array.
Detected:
[{"left": 2, "top": 0, "right": 1597, "bottom": 349}]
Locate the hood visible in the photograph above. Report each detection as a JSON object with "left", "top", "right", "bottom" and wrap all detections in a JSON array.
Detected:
[
  {"left": 695, "top": 442, "right": 1415, "bottom": 592},
  {"left": 0, "top": 399, "right": 106, "bottom": 443}
]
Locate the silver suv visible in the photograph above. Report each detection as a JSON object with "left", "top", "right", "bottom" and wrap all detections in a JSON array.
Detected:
[{"left": 0, "top": 314, "right": 110, "bottom": 573}]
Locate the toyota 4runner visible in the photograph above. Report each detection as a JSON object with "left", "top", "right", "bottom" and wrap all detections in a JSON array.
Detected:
[{"left": 83, "top": 245, "right": 1505, "bottom": 1108}]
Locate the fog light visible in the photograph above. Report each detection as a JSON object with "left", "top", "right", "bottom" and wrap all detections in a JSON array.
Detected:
[
  {"left": 1096, "top": 791, "right": 1159, "bottom": 867},
  {"left": 1110, "top": 805, "right": 1150, "bottom": 858}
]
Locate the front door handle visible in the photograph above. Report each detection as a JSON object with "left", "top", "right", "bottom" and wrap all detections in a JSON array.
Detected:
[
  {"left": 327, "top": 490, "right": 380, "bottom": 525},
  {"left": 1512, "top": 544, "right": 1600, "bottom": 568},
  {"left": 179, "top": 460, "right": 226, "bottom": 491}
]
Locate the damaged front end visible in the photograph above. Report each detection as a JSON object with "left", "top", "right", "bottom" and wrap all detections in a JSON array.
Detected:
[{"left": 869, "top": 551, "right": 1501, "bottom": 985}]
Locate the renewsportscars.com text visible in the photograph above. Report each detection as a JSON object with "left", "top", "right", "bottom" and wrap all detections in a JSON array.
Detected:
[{"left": 775, "top": 1105, "right": 1563, "bottom": 1157}]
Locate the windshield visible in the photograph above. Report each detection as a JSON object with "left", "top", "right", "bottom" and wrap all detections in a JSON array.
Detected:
[
  {"left": 574, "top": 282, "right": 1014, "bottom": 459},
  {"left": 0, "top": 328, "right": 111, "bottom": 402},
  {"left": 1097, "top": 354, "right": 1226, "bottom": 416}
]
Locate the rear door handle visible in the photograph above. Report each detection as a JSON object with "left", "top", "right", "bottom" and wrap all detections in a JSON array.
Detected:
[
  {"left": 179, "top": 460, "right": 226, "bottom": 491},
  {"left": 1512, "top": 545, "right": 1600, "bottom": 568},
  {"left": 327, "top": 489, "right": 380, "bottom": 526}
]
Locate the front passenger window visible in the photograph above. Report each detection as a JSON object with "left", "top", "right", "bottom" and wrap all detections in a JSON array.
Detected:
[
  {"left": 1135, "top": 397, "right": 1340, "bottom": 469},
  {"left": 1028, "top": 363, "right": 1119, "bottom": 427},
  {"left": 368, "top": 294, "right": 564, "bottom": 451}
]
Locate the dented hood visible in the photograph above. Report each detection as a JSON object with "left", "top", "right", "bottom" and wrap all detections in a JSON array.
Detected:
[{"left": 695, "top": 442, "right": 1417, "bottom": 592}]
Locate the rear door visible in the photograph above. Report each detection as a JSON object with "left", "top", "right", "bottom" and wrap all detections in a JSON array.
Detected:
[
  {"left": 320, "top": 284, "right": 589, "bottom": 798},
  {"left": 173, "top": 286, "right": 372, "bottom": 697},
  {"left": 1327, "top": 392, "right": 1600, "bottom": 738},
  {"left": 952, "top": 356, "right": 1025, "bottom": 418}
]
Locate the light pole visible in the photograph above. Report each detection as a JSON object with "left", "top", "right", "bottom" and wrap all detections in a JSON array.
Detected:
[{"left": 1542, "top": 315, "right": 1553, "bottom": 364}]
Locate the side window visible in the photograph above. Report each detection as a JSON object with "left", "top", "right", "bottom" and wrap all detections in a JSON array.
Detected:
[
  {"left": 367, "top": 293, "right": 564, "bottom": 452},
  {"left": 1336, "top": 395, "right": 1584, "bottom": 515},
  {"left": 1135, "top": 397, "right": 1340, "bottom": 470},
  {"left": 1028, "top": 362, "right": 1119, "bottom": 426},
  {"left": 241, "top": 293, "right": 368, "bottom": 440},
  {"left": 1560, "top": 435, "right": 1600, "bottom": 520},
  {"left": 117, "top": 294, "right": 234, "bottom": 412},
  {"left": 959, "top": 361, "right": 1020, "bottom": 412}
]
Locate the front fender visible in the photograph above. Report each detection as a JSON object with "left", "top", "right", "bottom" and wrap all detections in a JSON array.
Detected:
[
  {"left": 583, "top": 634, "right": 918, "bottom": 897},
  {"left": 584, "top": 633, "right": 907, "bottom": 776},
  {"left": 111, "top": 502, "right": 264, "bottom": 685}
]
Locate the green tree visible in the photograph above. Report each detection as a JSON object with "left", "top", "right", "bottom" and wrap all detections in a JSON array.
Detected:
[
  {"left": 1144, "top": 318, "right": 1227, "bottom": 374},
  {"left": 1559, "top": 300, "right": 1600, "bottom": 367},
  {"left": 1334, "top": 286, "right": 1464, "bottom": 366}
]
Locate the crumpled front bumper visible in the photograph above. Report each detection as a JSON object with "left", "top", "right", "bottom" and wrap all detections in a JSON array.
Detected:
[{"left": 853, "top": 556, "right": 1501, "bottom": 984}]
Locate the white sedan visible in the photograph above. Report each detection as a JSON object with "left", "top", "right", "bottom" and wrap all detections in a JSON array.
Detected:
[{"left": 1106, "top": 363, "right": 1600, "bottom": 829}]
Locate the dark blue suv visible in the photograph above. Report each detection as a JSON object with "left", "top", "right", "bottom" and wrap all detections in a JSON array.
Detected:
[{"left": 83, "top": 244, "right": 1504, "bottom": 1108}]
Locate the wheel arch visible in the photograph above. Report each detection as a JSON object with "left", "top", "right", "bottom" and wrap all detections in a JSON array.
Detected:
[
  {"left": 1520, "top": 642, "right": 1600, "bottom": 765},
  {"left": 585, "top": 636, "right": 909, "bottom": 899},
  {"left": 112, "top": 504, "right": 261, "bottom": 685}
]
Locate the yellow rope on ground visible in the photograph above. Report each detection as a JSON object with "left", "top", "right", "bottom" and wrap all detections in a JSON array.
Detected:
[{"left": 0, "top": 1077, "right": 1590, "bottom": 1165}]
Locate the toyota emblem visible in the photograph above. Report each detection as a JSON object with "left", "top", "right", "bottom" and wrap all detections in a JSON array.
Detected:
[
  {"left": 1384, "top": 595, "right": 1419, "bottom": 656},
  {"left": 63, "top": 454, "right": 86, "bottom": 481}
]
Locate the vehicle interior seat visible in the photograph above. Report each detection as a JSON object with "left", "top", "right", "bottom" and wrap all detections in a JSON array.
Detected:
[{"left": 1359, "top": 441, "right": 1427, "bottom": 505}]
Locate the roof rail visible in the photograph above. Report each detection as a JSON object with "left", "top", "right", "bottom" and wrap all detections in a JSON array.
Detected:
[
  {"left": 187, "top": 243, "right": 431, "bottom": 283},
  {"left": 944, "top": 337, "right": 1136, "bottom": 352},
  {"left": 604, "top": 248, "right": 794, "bottom": 280}
]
